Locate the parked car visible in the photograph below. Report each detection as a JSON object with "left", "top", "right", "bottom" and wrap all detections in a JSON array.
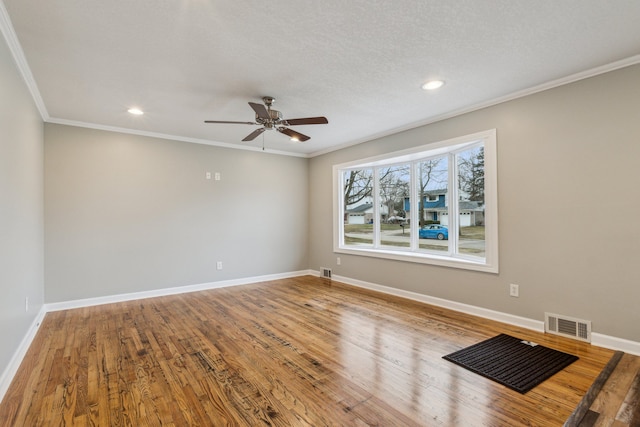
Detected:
[{"left": 419, "top": 224, "right": 448, "bottom": 240}]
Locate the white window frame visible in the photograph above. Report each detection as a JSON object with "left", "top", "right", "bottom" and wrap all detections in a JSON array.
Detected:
[{"left": 333, "top": 129, "right": 498, "bottom": 273}]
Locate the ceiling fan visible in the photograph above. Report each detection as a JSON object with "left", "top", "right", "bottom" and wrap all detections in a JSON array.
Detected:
[{"left": 204, "top": 96, "right": 328, "bottom": 142}]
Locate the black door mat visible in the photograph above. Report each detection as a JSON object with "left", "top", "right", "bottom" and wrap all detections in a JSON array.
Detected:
[{"left": 443, "top": 333, "right": 579, "bottom": 394}]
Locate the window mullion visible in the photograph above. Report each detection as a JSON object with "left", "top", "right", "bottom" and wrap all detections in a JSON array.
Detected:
[
  {"left": 410, "top": 162, "right": 419, "bottom": 250},
  {"left": 449, "top": 152, "right": 459, "bottom": 256},
  {"left": 373, "top": 168, "right": 380, "bottom": 248},
  {"left": 338, "top": 171, "right": 345, "bottom": 246}
]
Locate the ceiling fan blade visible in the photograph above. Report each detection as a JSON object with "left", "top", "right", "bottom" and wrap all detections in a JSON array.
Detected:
[
  {"left": 282, "top": 116, "right": 328, "bottom": 126},
  {"left": 242, "top": 127, "right": 266, "bottom": 141},
  {"left": 278, "top": 127, "right": 310, "bottom": 142},
  {"left": 248, "top": 102, "right": 270, "bottom": 120},
  {"left": 204, "top": 120, "right": 256, "bottom": 125}
]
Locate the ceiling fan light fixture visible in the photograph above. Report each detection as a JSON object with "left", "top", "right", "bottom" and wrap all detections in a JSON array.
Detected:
[
  {"left": 127, "top": 107, "right": 144, "bottom": 115},
  {"left": 422, "top": 80, "right": 445, "bottom": 91}
]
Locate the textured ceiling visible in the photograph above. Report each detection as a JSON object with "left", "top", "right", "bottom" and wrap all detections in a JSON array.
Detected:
[{"left": 3, "top": 0, "right": 640, "bottom": 156}]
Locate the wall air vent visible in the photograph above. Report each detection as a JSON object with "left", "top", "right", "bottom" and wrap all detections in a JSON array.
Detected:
[
  {"left": 320, "top": 267, "right": 332, "bottom": 279},
  {"left": 545, "top": 312, "right": 592, "bottom": 342}
]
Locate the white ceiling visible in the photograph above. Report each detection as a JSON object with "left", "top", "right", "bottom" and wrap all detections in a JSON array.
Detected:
[{"left": 3, "top": 1, "right": 640, "bottom": 157}]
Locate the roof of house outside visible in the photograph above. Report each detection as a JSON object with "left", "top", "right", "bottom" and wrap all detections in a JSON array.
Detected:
[
  {"left": 424, "top": 201, "right": 484, "bottom": 211},
  {"left": 346, "top": 203, "right": 373, "bottom": 213}
]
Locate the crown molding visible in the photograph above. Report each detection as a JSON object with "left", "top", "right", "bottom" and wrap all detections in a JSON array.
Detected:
[
  {"left": 46, "top": 117, "right": 310, "bottom": 158},
  {"left": 3, "top": 0, "right": 639, "bottom": 160},
  {"left": 308, "top": 54, "right": 640, "bottom": 158},
  {"left": 0, "top": 0, "right": 48, "bottom": 120}
]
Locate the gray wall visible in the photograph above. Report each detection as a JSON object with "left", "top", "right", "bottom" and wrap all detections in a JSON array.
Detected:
[
  {"left": 309, "top": 64, "right": 640, "bottom": 343},
  {"left": 44, "top": 124, "right": 309, "bottom": 302},
  {"left": 0, "top": 33, "right": 44, "bottom": 374}
]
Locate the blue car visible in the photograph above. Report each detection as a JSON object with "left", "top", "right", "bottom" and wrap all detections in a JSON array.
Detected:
[{"left": 419, "top": 224, "right": 448, "bottom": 240}]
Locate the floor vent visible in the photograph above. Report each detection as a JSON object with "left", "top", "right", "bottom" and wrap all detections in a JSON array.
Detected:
[
  {"left": 320, "top": 267, "right": 332, "bottom": 279},
  {"left": 545, "top": 312, "right": 591, "bottom": 342}
]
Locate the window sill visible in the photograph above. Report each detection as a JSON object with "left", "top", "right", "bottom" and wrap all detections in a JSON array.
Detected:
[{"left": 335, "top": 246, "right": 498, "bottom": 274}]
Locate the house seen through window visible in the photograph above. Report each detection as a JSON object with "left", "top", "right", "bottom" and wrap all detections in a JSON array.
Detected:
[{"left": 334, "top": 129, "right": 498, "bottom": 273}]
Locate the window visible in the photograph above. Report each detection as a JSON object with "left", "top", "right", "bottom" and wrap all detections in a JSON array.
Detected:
[{"left": 334, "top": 129, "right": 498, "bottom": 273}]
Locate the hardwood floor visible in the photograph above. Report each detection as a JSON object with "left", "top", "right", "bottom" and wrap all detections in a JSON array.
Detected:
[{"left": 0, "top": 275, "right": 628, "bottom": 426}]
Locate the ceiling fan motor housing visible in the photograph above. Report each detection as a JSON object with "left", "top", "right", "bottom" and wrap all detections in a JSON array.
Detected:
[{"left": 256, "top": 109, "right": 282, "bottom": 127}]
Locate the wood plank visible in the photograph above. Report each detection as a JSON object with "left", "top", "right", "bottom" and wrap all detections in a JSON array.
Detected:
[
  {"left": 590, "top": 353, "right": 640, "bottom": 426},
  {"left": 577, "top": 409, "right": 600, "bottom": 427},
  {"left": 0, "top": 276, "right": 627, "bottom": 426},
  {"left": 616, "top": 372, "right": 640, "bottom": 424},
  {"left": 565, "top": 350, "right": 624, "bottom": 427}
]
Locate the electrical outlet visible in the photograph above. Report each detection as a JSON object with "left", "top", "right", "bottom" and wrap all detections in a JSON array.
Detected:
[
  {"left": 215, "top": 172, "right": 221, "bottom": 181},
  {"left": 216, "top": 261, "right": 223, "bottom": 270},
  {"left": 510, "top": 284, "right": 519, "bottom": 297},
  {"left": 206, "top": 172, "right": 212, "bottom": 180},
  {"left": 336, "top": 257, "right": 341, "bottom": 265},
  {"left": 25, "top": 296, "right": 29, "bottom": 312}
]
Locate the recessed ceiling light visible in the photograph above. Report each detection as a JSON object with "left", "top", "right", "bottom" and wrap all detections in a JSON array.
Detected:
[
  {"left": 290, "top": 137, "right": 300, "bottom": 142},
  {"left": 127, "top": 107, "right": 144, "bottom": 115},
  {"left": 422, "top": 80, "right": 445, "bottom": 91}
]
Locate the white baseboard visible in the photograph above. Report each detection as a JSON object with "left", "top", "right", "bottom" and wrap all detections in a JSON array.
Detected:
[
  {"left": 331, "top": 273, "right": 545, "bottom": 332},
  {"left": 45, "top": 269, "right": 315, "bottom": 312},
  {"left": 592, "top": 333, "right": 640, "bottom": 356},
  {"left": 328, "top": 272, "right": 640, "bottom": 356},
  {"left": 0, "top": 306, "right": 47, "bottom": 404}
]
